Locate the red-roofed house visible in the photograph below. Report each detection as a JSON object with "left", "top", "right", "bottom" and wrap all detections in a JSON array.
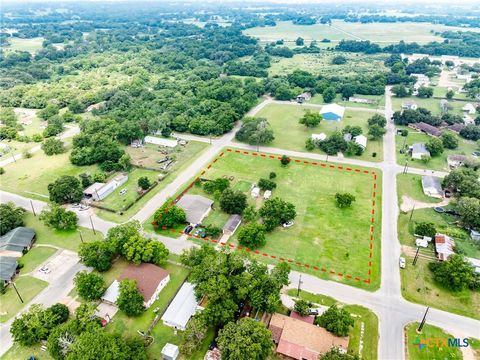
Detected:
[
  {"left": 434, "top": 233, "right": 455, "bottom": 261},
  {"left": 119, "top": 263, "right": 170, "bottom": 308}
]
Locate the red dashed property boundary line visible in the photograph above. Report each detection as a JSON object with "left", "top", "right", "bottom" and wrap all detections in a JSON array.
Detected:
[{"left": 154, "top": 148, "right": 378, "bottom": 285}]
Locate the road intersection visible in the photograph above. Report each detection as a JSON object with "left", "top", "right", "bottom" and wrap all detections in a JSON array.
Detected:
[{"left": 0, "top": 89, "right": 478, "bottom": 358}]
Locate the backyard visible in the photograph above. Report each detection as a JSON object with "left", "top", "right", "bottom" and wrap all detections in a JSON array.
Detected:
[
  {"left": 240, "top": 102, "right": 384, "bottom": 162},
  {"left": 175, "top": 149, "right": 382, "bottom": 289}
]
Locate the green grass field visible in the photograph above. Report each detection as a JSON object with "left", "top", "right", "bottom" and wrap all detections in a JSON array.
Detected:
[
  {"left": 268, "top": 51, "right": 388, "bottom": 77},
  {"left": 183, "top": 149, "right": 382, "bottom": 289},
  {"left": 290, "top": 290, "right": 378, "bottom": 360},
  {"left": 18, "top": 246, "right": 57, "bottom": 274},
  {"left": 2, "top": 37, "right": 44, "bottom": 53},
  {"left": 243, "top": 103, "right": 384, "bottom": 162},
  {"left": 395, "top": 127, "right": 479, "bottom": 171},
  {"left": 0, "top": 276, "right": 48, "bottom": 323},
  {"left": 405, "top": 323, "right": 463, "bottom": 360}
]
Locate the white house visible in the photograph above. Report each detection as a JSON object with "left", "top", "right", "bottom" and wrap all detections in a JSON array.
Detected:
[
  {"left": 354, "top": 134, "right": 367, "bottom": 149},
  {"left": 144, "top": 135, "right": 178, "bottom": 148},
  {"left": 462, "top": 103, "right": 476, "bottom": 115},
  {"left": 83, "top": 173, "right": 128, "bottom": 201},
  {"left": 320, "top": 104, "right": 345, "bottom": 121},
  {"left": 311, "top": 133, "right": 327, "bottom": 142},
  {"left": 162, "top": 282, "right": 200, "bottom": 330}
]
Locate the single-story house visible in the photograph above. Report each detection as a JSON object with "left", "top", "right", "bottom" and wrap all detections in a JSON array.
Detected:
[
  {"left": 101, "top": 280, "right": 120, "bottom": 305},
  {"left": 269, "top": 313, "right": 349, "bottom": 360},
  {"left": 311, "top": 133, "right": 327, "bottom": 142},
  {"left": 421, "top": 176, "right": 443, "bottom": 199},
  {"left": 145, "top": 135, "right": 178, "bottom": 148},
  {"left": 176, "top": 195, "right": 214, "bottom": 225},
  {"left": 446, "top": 123, "right": 465, "bottom": 134},
  {"left": 354, "top": 134, "right": 367, "bottom": 149},
  {"left": 410, "top": 143, "right": 430, "bottom": 160},
  {"left": 83, "top": 173, "right": 128, "bottom": 201},
  {"left": 296, "top": 92, "right": 311, "bottom": 103},
  {"left": 467, "top": 257, "right": 480, "bottom": 274},
  {"left": 402, "top": 100, "right": 418, "bottom": 111},
  {"left": 471, "top": 230, "right": 480, "bottom": 241},
  {"left": 320, "top": 104, "right": 345, "bottom": 121},
  {"left": 119, "top": 263, "right": 170, "bottom": 308},
  {"left": 434, "top": 233, "right": 455, "bottom": 261},
  {"left": 408, "top": 122, "right": 442, "bottom": 137},
  {"left": 0, "top": 227, "right": 36, "bottom": 257},
  {"left": 161, "top": 343, "right": 179, "bottom": 360},
  {"left": 348, "top": 96, "right": 373, "bottom": 104},
  {"left": 162, "top": 282, "right": 200, "bottom": 330},
  {"left": 223, "top": 214, "right": 242, "bottom": 236},
  {"left": 0, "top": 256, "right": 18, "bottom": 285},
  {"left": 463, "top": 103, "right": 476, "bottom": 115},
  {"left": 447, "top": 155, "right": 468, "bottom": 170}
]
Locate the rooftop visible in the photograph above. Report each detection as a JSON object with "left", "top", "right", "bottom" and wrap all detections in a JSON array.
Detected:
[{"left": 119, "top": 263, "right": 169, "bottom": 302}]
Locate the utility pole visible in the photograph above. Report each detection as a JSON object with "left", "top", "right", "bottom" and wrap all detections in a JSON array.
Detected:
[
  {"left": 89, "top": 216, "right": 96, "bottom": 235},
  {"left": 10, "top": 282, "right": 24, "bottom": 303},
  {"left": 409, "top": 203, "right": 416, "bottom": 222},
  {"left": 30, "top": 200, "right": 36, "bottom": 216},
  {"left": 297, "top": 275, "right": 303, "bottom": 297},
  {"left": 417, "top": 307, "right": 430, "bottom": 333},
  {"left": 412, "top": 246, "right": 420, "bottom": 266}
]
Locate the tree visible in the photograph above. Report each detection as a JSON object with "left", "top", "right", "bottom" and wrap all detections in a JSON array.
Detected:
[
  {"left": 446, "top": 89, "right": 455, "bottom": 100},
  {"left": 42, "top": 138, "right": 65, "bottom": 155},
  {"left": 48, "top": 175, "right": 83, "bottom": 204},
  {"left": 368, "top": 124, "right": 386, "bottom": 139},
  {"left": 441, "top": 132, "right": 458, "bottom": 149},
  {"left": 322, "top": 87, "right": 336, "bottom": 103},
  {"left": 367, "top": 114, "right": 386, "bottom": 128},
  {"left": 180, "top": 316, "right": 208, "bottom": 356},
  {"left": 117, "top": 279, "right": 145, "bottom": 316},
  {"left": 78, "top": 241, "right": 114, "bottom": 272},
  {"left": 391, "top": 84, "right": 409, "bottom": 97},
  {"left": 295, "top": 37, "right": 304, "bottom": 46},
  {"left": 417, "top": 86, "right": 434, "bottom": 98},
  {"left": 220, "top": 189, "right": 247, "bottom": 214},
  {"left": 426, "top": 137, "right": 444, "bottom": 156},
  {"left": 280, "top": 155, "right": 291, "bottom": 166},
  {"left": 429, "top": 254, "right": 475, "bottom": 291},
  {"left": 137, "top": 176, "right": 151, "bottom": 190},
  {"left": 414, "top": 222, "right": 436, "bottom": 239},
  {"left": 316, "top": 305, "right": 354, "bottom": 337},
  {"left": 237, "top": 223, "right": 266, "bottom": 249},
  {"left": 258, "top": 178, "right": 276, "bottom": 191},
  {"left": 0, "top": 202, "right": 25, "bottom": 236},
  {"left": 235, "top": 118, "right": 274, "bottom": 145},
  {"left": 294, "top": 299, "right": 310, "bottom": 316},
  {"left": 457, "top": 197, "right": 480, "bottom": 230},
  {"left": 74, "top": 272, "right": 106, "bottom": 301},
  {"left": 335, "top": 193, "right": 356, "bottom": 208},
  {"left": 40, "top": 204, "right": 78, "bottom": 230},
  {"left": 259, "top": 197, "right": 296, "bottom": 231},
  {"left": 299, "top": 110, "right": 322, "bottom": 128},
  {"left": 217, "top": 318, "right": 273, "bottom": 360},
  {"left": 153, "top": 202, "right": 186, "bottom": 229},
  {"left": 332, "top": 55, "right": 347, "bottom": 65}
]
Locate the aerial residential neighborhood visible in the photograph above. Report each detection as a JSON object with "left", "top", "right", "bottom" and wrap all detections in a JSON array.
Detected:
[{"left": 0, "top": 1, "right": 479, "bottom": 359}]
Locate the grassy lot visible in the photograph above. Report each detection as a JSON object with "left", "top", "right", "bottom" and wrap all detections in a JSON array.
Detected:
[
  {"left": 0, "top": 276, "right": 48, "bottom": 323},
  {"left": 24, "top": 212, "right": 103, "bottom": 252},
  {"left": 242, "top": 103, "right": 384, "bottom": 162},
  {"left": 268, "top": 51, "right": 388, "bottom": 77},
  {"left": 405, "top": 323, "right": 463, "bottom": 360},
  {"left": 18, "top": 246, "right": 57, "bottom": 273},
  {"left": 98, "top": 168, "right": 158, "bottom": 212},
  {"left": 0, "top": 148, "right": 97, "bottom": 200},
  {"left": 178, "top": 149, "right": 382, "bottom": 290},
  {"left": 96, "top": 141, "right": 209, "bottom": 223},
  {"left": 309, "top": 93, "right": 385, "bottom": 110},
  {"left": 397, "top": 173, "right": 443, "bottom": 205},
  {"left": 3, "top": 37, "right": 44, "bottom": 53},
  {"left": 289, "top": 290, "right": 378, "bottom": 360},
  {"left": 395, "top": 127, "right": 479, "bottom": 171},
  {"left": 106, "top": 262, "right": 191, "bottom": 359}
]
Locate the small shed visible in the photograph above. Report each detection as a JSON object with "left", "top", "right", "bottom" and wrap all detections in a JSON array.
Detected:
[
  {"left": 320, "top": 104, "right": 345, "bottom": 121},
  {"left": 311, "top": 133, "right": 326, "bottom": 142},
  {"left": 410, "top": 143, "right": 430, "bottom": 160},
  {"left": 421, "top": 176, "right": 443, "bottom": 199},
  {"left": 223, "top": 214, "right": 242, "bottom": 236},
  {"left": 161, "top": 343, "right": 179, "bottom": 360}
]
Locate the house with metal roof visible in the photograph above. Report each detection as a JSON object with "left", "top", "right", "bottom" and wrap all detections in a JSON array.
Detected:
[
  {"left": 319, "top": 104, "right": 345, "bottom": 121},
  {"left": 0, "top": 227, "right": 36, "bottom": 257},
  {"left": 161, "top": 282, "right": 200, "bottom": 330},
  {"left": 0, "top": 256, "right": 18, "bottom": 284},
  {"left": 176, "top": 195, "right": 214, "bottom": 225},
  {"left": 421, "top": 176, "right": 443, "bottom": 199}
]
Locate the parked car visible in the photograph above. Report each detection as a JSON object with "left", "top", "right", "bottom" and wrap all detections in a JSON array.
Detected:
[{"left": 399, "top": 257, "right": 406, "bottom": 269}]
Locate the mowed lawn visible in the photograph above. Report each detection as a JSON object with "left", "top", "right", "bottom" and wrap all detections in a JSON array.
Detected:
[
  {"left": 244, "top": 103, "right": 384, "bottom": 162},
  {"left": 405, "top": 323, "right": 462, "bottom": 360},
  {"left": 196, "top": 150, "right": 382, "bottom": 289}
]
